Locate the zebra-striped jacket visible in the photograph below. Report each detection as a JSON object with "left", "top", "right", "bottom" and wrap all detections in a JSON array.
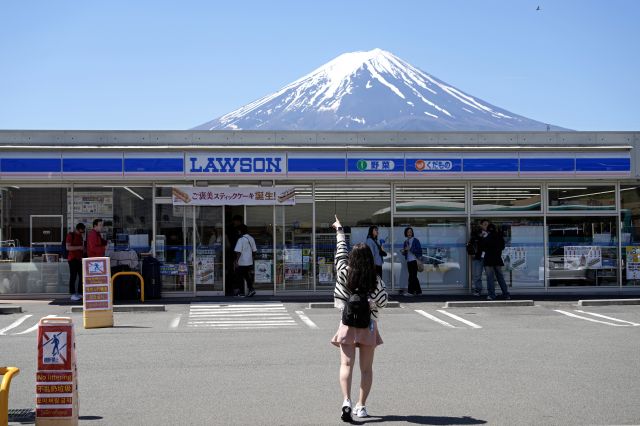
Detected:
[{"left": 333, "top": 231, "right": 388, "bottom": 319}]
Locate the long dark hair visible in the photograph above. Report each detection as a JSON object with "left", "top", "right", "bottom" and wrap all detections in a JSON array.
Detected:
[
  {"left": 366, "top": 225, "right": 378, "bottom": 240},
  {"left": 346, "top": 243, "right": 377, "bottom": 294}
]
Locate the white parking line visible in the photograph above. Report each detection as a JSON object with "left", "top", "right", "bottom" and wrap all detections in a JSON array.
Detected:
[
  {"left": 415, "top": 310, "right": 456, "bottom": 328},
  {"left": 295, "top": 310, "right": 319, "bottom": 329},
  {"left": 554, "top": 310, "right": 628, "bottom": 327},
  {"left": 170, "top": 315, "right": 182, "bottom": 329},
  {"left": 13, "top": 315, "right": 58, "bottom": 335},
  {"left": 0, "top": 314, "right": 32, "bottom": 335},
  {"left": 437, "top": 310, "right": 483, "bottom": 329},
  {"left": 574, "top": 310, "right": 640, "bottom": 326}
]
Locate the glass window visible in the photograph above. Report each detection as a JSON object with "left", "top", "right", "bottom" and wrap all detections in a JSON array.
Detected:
[
  {"left": 546, "top": 216, "right": 618, "bottom": 286},
  {"left": 246, "top": 205, "right": 275, "bottom": 292},
  {"left": 620, "top": 184, "right": 640, "bottom": 286},
  {"left": 276, "top": 203, "right": 313, "bottom": 291},
  {"left": 0, "top": 187, "right": 69, "bottom": 294},
  {"left": 548, "top": 186, "right": 615, "bottom": 211},
  {"left": 112, "top": 187, "right": 152, "bottom": 252},
  {"left": 472, "top": 186, "right": 541, "bottom": 212},
  {"left": 472, "top": 217, "right": 545, "bottom": 289},
  {"left": 395, "top": 186, "right": 465, "bottom": 212},
  {"left": 392, "top": 218, "right": 467, "bottom": 291},
  {"left": 315, "top": 185, "right": 391, "bottom": 288},
  {"left": 194, "top": 206, "right": 223, "bottom": 292},
  {"left": 155, "top": 204, "right": 195, "bottom": 293}
]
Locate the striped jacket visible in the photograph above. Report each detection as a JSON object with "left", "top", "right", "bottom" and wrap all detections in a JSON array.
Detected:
[{"left": 333, "top": 231, "right": 388, "bottom": 319}]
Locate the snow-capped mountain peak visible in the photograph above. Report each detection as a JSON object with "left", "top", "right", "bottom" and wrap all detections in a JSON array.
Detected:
[{"left": 194, "top": 48, "right": 564, "bottom": 131}]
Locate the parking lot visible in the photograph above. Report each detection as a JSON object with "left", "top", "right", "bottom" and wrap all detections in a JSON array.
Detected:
[{"left": 2, "top": 299, "right": 640, "bottom": 425}]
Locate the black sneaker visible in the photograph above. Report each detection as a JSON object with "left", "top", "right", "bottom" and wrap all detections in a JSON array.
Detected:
[
  {"left": 472, "top": 290, "right": 481, "bottom": 297},
  {"left": 245, "top": 290, "right": 256, "bottom": 297},
  {"left": 503, "top": 294, "right": 511, "bottom": 300}
]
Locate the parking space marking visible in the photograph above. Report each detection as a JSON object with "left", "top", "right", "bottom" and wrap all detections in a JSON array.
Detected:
[
  {"left": 574, "top": 310, "right": 640, "bottom": 326},
  {"left": 295, "top": 310, "right": 319, "bottom": 329},
  {"left": 437, "top": 310, "right": 483, "bottom": 329},
  {"left": 415, "top": 310, "right": 456, "bottom": 328},
  {"left": 170, "top": 314, "right": 182, "bottom": 329},
  {"left": 554, "top": 310, "right": 629, "bottom": 327},
  {"left": 13, "top": 315, "right": 58, "bottom": 335},
  {"left": 0, "top": 314, "right": 32, "bottom": 335}
]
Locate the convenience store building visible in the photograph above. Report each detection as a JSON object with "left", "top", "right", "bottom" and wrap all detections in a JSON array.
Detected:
[{"left": 0, "top": 130, "right": 639, "bottom": 297}]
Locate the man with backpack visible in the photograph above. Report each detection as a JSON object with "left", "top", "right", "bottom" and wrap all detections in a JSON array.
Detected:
[{"left": 65, "top": 223, "right": 86, "bottom": 301}]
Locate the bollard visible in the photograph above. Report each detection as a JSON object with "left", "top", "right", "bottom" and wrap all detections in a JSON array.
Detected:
[
  {"left": 1, "top": 367, "right": 20, "bottom": 426},
  {"left": 111, "top": 271, "right": 145, "bottom": 303},
  {"left": 36, "top": 317, "right": 78, "bottom": 426},
  {"left": 82, "top": 257, "right": 114, "bottom": 329}
]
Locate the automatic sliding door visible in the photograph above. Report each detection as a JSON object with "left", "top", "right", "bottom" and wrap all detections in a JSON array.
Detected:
[
  {"left": 155, "top": 204, "right": 194, "bottom": 293},
  {"left": 246, "top": 206, "right": 274, "bottom": 292}
]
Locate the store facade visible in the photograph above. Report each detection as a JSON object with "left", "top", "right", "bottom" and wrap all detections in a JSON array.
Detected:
[{"left": 0, "top": 130, "right": 639, "bottom": 297}]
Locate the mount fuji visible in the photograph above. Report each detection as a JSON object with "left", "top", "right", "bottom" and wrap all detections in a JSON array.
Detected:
[{"left": 194, "top": 48, "right": 565, "bottom": 131}]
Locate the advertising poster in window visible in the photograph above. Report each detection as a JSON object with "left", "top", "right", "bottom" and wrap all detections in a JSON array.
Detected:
[
  {"left": 564, "top": 246, "right": 602, "bottom": 269},
  {"left": 317, "top": 257, "right": 334, "bottom": 284},
  {"left": 284, "top": 248, "right": 303, "bottom": 280},
  {"left": 254, "top": 259, "right": 272, "bottom": 283},
  {"left": 625, "top": 246, "right": 640, "bottom": 280},
  {"left": 502, "top": 247, "right": 527, "bottom": 271}
]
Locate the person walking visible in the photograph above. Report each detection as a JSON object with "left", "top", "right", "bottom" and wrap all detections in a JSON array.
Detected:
[
  {"left": 402, "top": 227, "right": 423, "bottom": 296},
  {"left": 65, "top": 223, "right": 86, "bottom": 301},
  {"left": 87, "top": 219, "right": 108, "bottom": 258},
  {"left": 365, "top": 225, "right": 385, "bottom": 278},
  {"left": 331, "top": 215, "right": 388, "bottom": 422},
  {"left": 468, "top": 220, "right": 488, "bottom": 296},
  {"left": 480, "top": 222, "right": 511, "bottom": 300},
  {"left": 234, "top": 224, "right": 257, "bottom": 297}
]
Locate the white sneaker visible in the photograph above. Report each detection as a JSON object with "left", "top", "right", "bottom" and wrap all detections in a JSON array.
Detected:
[
  {"left": 70, "top": 294, "right": 81, "bottom": 301},
  {"left": 354, "top": 405, "right": 368, "bottom": 418},
  {"left": 341, "top": 399, "right": 352, "bottom": 422}
]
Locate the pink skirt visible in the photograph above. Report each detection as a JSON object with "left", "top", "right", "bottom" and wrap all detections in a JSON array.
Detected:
[{"left": 331, "top": 320, "right": 383, "bottom": 347}]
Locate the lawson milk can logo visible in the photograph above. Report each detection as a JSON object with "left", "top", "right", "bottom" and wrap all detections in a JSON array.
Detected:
[
  {"left": 356, "top": 159, "right": 395, "bottom": 171},
  {"left": 415, "top": 159, "right": 453, "bottom": 172}
]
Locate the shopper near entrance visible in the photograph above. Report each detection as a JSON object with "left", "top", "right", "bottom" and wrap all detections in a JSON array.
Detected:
[
  {"left": 365, "top": 225, "right": 386, "bottom": 278},
  {"left": 87, "top": 219, "right": 108, "bottom": 258},
  {"left": 66, "top": 223, "right": 86, "bottom": 301},
  {"left": 225, "top": 215, "right": 243, "bottom": 295},
  {"left": 480, "top": 222, "right": 511, "bottom": 300},
  {"left": 234, "top": 224, "right": 257, "bottom": 297},
  {"left": 468, "top": 220, "right": 488, "bottom": 296},
  {"left": 331, "top": 215, "right": 388, "bottom": 422},
  {"left": 402, "top": 227, "right": 423, "bottom": 296}
]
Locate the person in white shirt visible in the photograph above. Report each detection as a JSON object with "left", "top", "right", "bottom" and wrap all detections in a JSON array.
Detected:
[{"left": 234, "top": 224, "right": 257, "bottom": 297}]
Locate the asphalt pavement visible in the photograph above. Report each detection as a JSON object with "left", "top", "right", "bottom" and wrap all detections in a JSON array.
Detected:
[{"left": 1, "top": 299, "right": 640, "bottom": 425}]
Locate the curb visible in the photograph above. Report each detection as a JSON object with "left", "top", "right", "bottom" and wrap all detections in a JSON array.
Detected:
[
  {"left": 0, "top": 305, "right": 22, "bottom": 313},
  {"left": 444, "top": 300, "right": 535, "bottom": 308},
  {"left": 578, "top": 299, "right": 640, "bottom": 306},
  {"left": 71, "top": 305, "right": 166, "bottom": 313},
  {"left": 308, "top": 301, "right": 401, "bottom": 309}
]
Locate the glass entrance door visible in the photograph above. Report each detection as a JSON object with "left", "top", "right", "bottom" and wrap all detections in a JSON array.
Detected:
[
  {"left": 246, "top": 206, "right": 274, "bottom": 293},
  {"left": 194, "top": 206, "right": 224, "bottom": 293},
  {"left": 155, "top": 204, "right": 195, "bottom": 294}
]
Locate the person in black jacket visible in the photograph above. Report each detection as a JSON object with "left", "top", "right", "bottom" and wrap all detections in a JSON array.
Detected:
[
  {"left": 468, "top": 221, "right": 487, "bottom": 296},
  {"left": 480, "top": 222, "right": 511, "bottom": 300}
]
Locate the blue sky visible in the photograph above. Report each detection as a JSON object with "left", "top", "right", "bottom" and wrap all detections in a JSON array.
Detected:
[{"left": 0, "top": 0, "right": 638, "bottom": 131}]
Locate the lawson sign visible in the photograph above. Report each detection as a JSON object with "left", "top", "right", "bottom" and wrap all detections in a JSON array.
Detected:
[{"left": 186, "top": 153, "right": 286, "bottom": 177}]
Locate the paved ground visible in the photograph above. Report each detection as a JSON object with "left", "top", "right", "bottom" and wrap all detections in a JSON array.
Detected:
[{"left": 1, "top": 299, "right": 640, "bottom": 425}]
